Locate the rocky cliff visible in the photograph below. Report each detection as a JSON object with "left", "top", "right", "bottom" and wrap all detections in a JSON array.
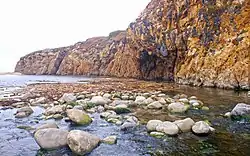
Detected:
[{"left": 15, "top": 0, "right": 250, "bottom": 90}]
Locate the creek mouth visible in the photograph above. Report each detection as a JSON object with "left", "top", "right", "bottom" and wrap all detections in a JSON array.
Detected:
[{"left": 0, "top": 77, "right": 250, "bottom": 156}]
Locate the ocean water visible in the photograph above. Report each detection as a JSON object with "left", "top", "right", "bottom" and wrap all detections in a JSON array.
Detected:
[{"left": 0, "top": 75, "right": 92, "bottom": 87}]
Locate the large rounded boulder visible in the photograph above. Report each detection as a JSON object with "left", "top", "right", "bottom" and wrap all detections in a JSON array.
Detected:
[
  {"left": 34, "top": 128, "right": 68, "bottom": 150},
  {"left": 66, "top": 109, "right": 92, "bottom": 125},
  {"left": 67, "top": 130, "right": 100, "bottom": 155}
]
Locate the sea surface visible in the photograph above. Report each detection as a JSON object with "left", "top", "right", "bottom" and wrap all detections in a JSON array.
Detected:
[{"left": 0, "top": 74, "right": 92, "bottom": 87}]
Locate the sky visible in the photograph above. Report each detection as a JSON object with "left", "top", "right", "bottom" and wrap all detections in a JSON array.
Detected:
[{"left": 0, "top": 0, "right": 150, "bottom": 72}]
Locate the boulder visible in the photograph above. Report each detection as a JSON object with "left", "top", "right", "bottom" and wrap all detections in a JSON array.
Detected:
[
  {"left": 30, "top": 97, "right": 46, "bottom": 105},
  {"left": 35, "top": 122, "right": 58, "bottom": 132},
  {"left": 90, "top": 96, "right": 108, "bottom": 105},
  {"left": 66, "top": 109, "right": 92, "bottom": 125},
  {"left": 60, "top": 93, "right": 77, "bottom": 103},
  {"left": 168, "top": 102, "right": 188, "bottom": 113},
  {"left": 15, "top": 106, "right": 33, "bottom": 118},
  {"left": 34, "top": 128, "right": 68, "bottom": 150},
  {"left": 146, "top": 120, "right": 163, "bottom": 132},
  {"left": 192, "top": 121, "right": 211, "bottom": 135},
  {"left": 156, "top": 121, "right": 179, "bottom": 136},
  {"left": 147, "top": 101, "right": 163, "bottom": 109},
  {"left": 44, "top": 105, "right": 64, "bottom": 116},
  {"left": 67, "top": 130, "right": 100, "bottom": 155},
  {"left": 174, "top": 118, "right": 195, "bottom": 132},
  {"left": 231, "top": 103, "right": 250, "bottom": 118}
]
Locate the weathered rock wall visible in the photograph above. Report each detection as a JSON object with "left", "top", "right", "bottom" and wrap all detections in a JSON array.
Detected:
[{"left": 15, "top": 0, "right": 250, "bottom": 89}]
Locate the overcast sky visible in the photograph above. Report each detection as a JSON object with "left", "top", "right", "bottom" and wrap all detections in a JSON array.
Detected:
[{"left": 0, "top": 0, "right": 150, "bottom": 72}]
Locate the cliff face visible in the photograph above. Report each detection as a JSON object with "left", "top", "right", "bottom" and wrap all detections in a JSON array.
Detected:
[{"left": 15, "top": 0, "right": 250, "bottom": 89}]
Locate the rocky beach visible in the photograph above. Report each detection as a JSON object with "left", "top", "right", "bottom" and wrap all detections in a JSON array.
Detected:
[
  {"left": 0, "top": 76, "right": 250, "bottom": 155},
  {"left": 1, "top": 0, "right": 250, "bottom": 155}
]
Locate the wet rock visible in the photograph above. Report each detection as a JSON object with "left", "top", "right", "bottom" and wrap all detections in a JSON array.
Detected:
[
  {"left": 147, "top": 120, "right": 163, "bottom": 132},
  {"left": 158, "top": 98, "right": 166, "bottom": 104},
  {"left": 77, "top": 95, "right": 86, "bottom": 100},
  {"left": 201, "top": 106, "right": 210, "bottom": 111},
  {"left": 168, "top": 102, "right": 188, "bottom": 113},
  {"left": 67, "top": 130, "right": 100, "bottom": 155},
  {"left": 59, "top": 93, "right": 77, "bottom": 103},
  {"left": 66, "top": 109, "right": 92, "bottom": 125},
  {"left": 15, "top": 106, "right": 33, "bottom": 118},
  {"left": 189, "top": 100, "right": 203, "bottom": 108},
  {"left": 192, "top": 121, "right": 211, "bottom": 135},
  {"left": 102, "top": 136, "right": 117, "bottom": 144},
  {"left": 147, "top": 101, "right": 163, "bottom": 109},
  {"left": 179, "top": 98, "right": 189, "bottom": 103},
  {"left": 97, "top": 106, "right": 105, "bottom": 113},
  {"left": 35, "top": 123, "right": 58, "bottom": 132},
  {"left": 34, "top": 128, "right": 68, "bottom": 150},
  {"left": 230, "top": 103, "right": 250, "bottom": 119},
  {"left": 156, "top": 121, "right": 179, "bottom": 136},
  {"left": 53, "top": 114, "right": 63, "bottom": 119},
  {"left": 100, "top": 111, "right": 116, "bottom": 119},
  {"left": 12, "top": 102, "right": 26, "bottom": 108},
  {"left": 121, "top": 116, "right": 139, "bottom": 131},
  {"left": 90, "top": 96, "right": 108, "bottom": 106},
  {"left": 135, "top": 96, "right": 146, "bottom": 105},
  {"left": 114, "top": 104, "right": 131, "bottom": 114},
  {"left": 174, "top": 118, "right": 195, "bottom": 132},
  {"left": 73, "top": 105, "right": 83, "bottom": 110},
  {"left": 158, "top": 93, "right": 166, "bottom": 97},
  {"left": 121, "top": 95, "right": 129, "bottom": 100},
  {"left": 103, "top": 93, "right": 112, "bottom": 99},
  {"left": 30, "top": 97, "right": 46, "bottom": 105},
  {"left": 44, "top": 105, "right": 64, "bottom": 116},
  {"left": 224, "top": 112, "right": 231, "bottom": 117},
  {"left": 149, "top": 132, "right": 165, "bottom": 138},
  {"left": 144, "top": 97, "right": 154, "bottom": 105}
]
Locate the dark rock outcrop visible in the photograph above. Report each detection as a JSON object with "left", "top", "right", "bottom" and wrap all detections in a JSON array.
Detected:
[{"left": 15, "top": 0, "right": 250, "bottom": 90}]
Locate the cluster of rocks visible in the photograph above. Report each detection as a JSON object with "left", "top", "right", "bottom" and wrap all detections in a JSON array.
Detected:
[
  {"left": 33, "top": 122, "right": 116, "bottom": 155},
  {"left": 147, "top": 118, "right": 215, "bottom": 138}
]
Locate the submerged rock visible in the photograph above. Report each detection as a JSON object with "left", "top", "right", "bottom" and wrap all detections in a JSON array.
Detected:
[
  {"left": 67, "top": 130, "right": 100, "bottom": 155},
  {"left": 66, "top": 109, "right": 92, "bottom": 125},
  {"left": 34, "top": 128, "right": 68, "bottom": 150}
]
